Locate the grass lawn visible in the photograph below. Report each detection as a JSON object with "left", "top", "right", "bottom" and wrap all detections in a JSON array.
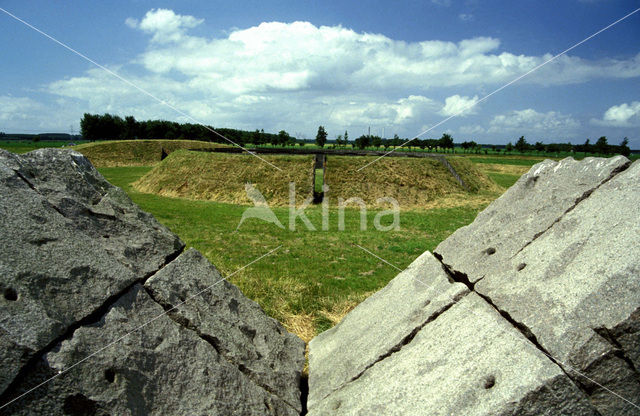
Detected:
[
  {"left": 100, "top": 166, "right": 485, "bottom": 341},
  {"left": 0, "top": 140, "right": 90, "bottom": 154},
  {"left": 314, "top": 168, "right": 324, "bottom": 193}
]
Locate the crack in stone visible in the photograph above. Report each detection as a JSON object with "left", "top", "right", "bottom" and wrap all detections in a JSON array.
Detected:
[
  {"left": 0, "top": 246, "right": 185, "bottom": 406},
  {"left": 142, "top": 285, "right": 301, "bottom": 413},
  {"left": 593, "top": 326, "right": 640, "bottom": 376},
  {"left": 315, "top": 289, "right": 469, "bottom": 404},
  {"left": 510, "top": 160, "right": 631, "bottom": 260},
  {"left": 433, "top": 251, "right": 480, "bottom": 288},
  {"left": 431, "top": 253, "right": 634, "bottom": 409}
]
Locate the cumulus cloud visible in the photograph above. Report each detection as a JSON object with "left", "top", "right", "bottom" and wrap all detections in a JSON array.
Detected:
[
  {"left": 330, "top": 95, "right": 438, "bottom": 126},
  {"left": 439, "top": 94, "right": 479, "bottom": 117},
  {"left": 459, "top": 14, "right": 474, "bottom": 21},
  {"left": 591, "top": 101, "right": 640, "bottom": 127},
  {"left": 126, "top": 8, "right": 203, "bottom": 43},
  {"left": 36, "top": 9, "right": 640, "bottom": 137},
  {"left": 489, "top": 109, "right": 580, "bottom": 133}
]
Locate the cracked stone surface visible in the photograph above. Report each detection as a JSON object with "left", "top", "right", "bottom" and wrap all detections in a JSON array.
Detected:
[
  {"left": 0, "top": 285, "right": 298, "bottom": 416},
  {"left": 309, "top": 293, "right": 597, "bottom": 416},
  {"left": 308, "top": 156, "right": 639, "bottom": 415},
  {"left": 434, "top": 156, "right": 629, "bottom": 284},
  {"left": 308, "top": 251, "right": 469, "bottom": 408},
  {"left": 474, "top": 159, "right": 640, "bottom": 415},
  {"left": 0, "top": 149, "right": 184, "bottom": 395},
  {"left": 144, "top": 248, "right": 305, "bottom": 412},
  {"left": 0, "top": 149, "right": 305, "bottom": 414}
]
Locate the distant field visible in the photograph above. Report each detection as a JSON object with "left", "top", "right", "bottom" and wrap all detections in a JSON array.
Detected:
[
  {"left": 73, "top": 139, "right": 228, "bottom": 167},
  {"left": 465, "top": 156, "right": 548, "bottom": 166},
  {"left": 134, "top": 150, "right": 315, "bottom": 206},
  {"left": 472, "top": 162, "right": 532, "bottom": 189},
  {"left": 100, "top": 165, "right": 485, "bottom": 341},
  {"left": 0, "top": 140, "right": 89, "bottom": 154}
]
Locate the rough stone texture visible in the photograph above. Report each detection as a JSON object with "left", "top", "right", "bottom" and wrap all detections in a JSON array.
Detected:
[
  {"left": 309, "top": 294, "right": 597, "bottom": 416},
  {"left": 434, "top": 156, "right": 629, "bottom": 284},
  {"left": 0, "top": 149, "right": 305, "bottom": 415},
  {"left": 0, "top": 149, "right": 184, "bottom": 394},
  {"left": 308, "top": 251, "right": 468, "bottom": 408},
  {"left": 475, "top": 159, "right": 640, "bottom": 415},
  {"left": 144, "top": 248, "right": 305, "bottom": 412},
  {"left": 0, "top": 285, "right": 298, "bottom": 416},
  {"left": 309, "top": 156, "right": 639, "bottom": 415}
]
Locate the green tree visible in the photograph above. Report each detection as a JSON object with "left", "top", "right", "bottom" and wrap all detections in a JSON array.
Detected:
[
  {"left": 355, "top": 135, "right": 371, "bottom": 149},
  {"left": 344, "top": 130, "right": 349, "bottom": 147},
  {"left": 124, "top": 115, "right": 137, "bottom": 140},
  {"left": 595, "top": 136, "right": 608, "bottom": 155},
  {"left": 619, "top": 137, "right": 631, "bottom": 157},
  {"left": 278, "top": 130, "right": 291, "bottom": 146},
  {"left": 316, "top": 126, "right": 327, "bottom": 148},
  {"left": 439, "top": 133, "right": 454, "bottom": 152},
  {"left": 505, "top": 142, "right": 513, "bottom": 153},
  {"left": 515, "top": 136, "right": 528, "bottom": 153}
]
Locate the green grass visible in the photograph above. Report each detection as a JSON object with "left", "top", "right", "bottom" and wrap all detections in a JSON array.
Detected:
[
  {"left": 486, "top": 172, "right": 521, "bottom": 188},
  {"left": 73, "top": 139, "right": 228, "bottom": 167},
  {"left": 100, "top": 165, "right": 484, "bottom": 340},
  {"left": 0, "top": 140, "right": 90, "bottom": 154},
  {"left": 466, "top": 156, "right": 547, "bottom": 166},
  {"left": 324, "top": 155, "right": 500, "bottom": 210},
  {"left": 314, "top": 168, "right": 324, "bottom": 193},
  {"left": 134, "top": 150, "right": 314, "bottom": 206}
]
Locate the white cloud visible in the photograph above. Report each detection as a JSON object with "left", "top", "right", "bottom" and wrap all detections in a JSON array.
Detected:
[
  {"left": 127, "top": 9, "right": 203, "bottom": 43},
  {"left": 459, "top": 125, "right": 485, "bottom": 135},
  {"left": 330, "top": 95, "right": 437, "bottom": 126},
  {"left": 33, "top": 9, "right": 640, "bottom": 138},
  {"left": 459, "top": 13, "right": 474, "bottom": 21},
  {"left": 0, "top": 96, "right": 43, "bottom": 122},
  {"left": 124, "top": 17, "right": 138, "bottom": 29},
  {"left": 489, "top": 109, "right": 580, "bottom": 134},
  {"left": 439, "top": 94, "right": 479, "bottom": 116},
  {"left": 591, "top": 101, "right": 640, "bottom": 127}
]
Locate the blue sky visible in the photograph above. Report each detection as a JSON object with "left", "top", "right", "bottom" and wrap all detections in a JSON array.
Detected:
[{"left": 1, "top": 0, "right": 639, "bottom": 147}]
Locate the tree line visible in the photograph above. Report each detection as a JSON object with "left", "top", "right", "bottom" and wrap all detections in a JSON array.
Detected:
[
  {"left": 79, "top": 114, "right": 632, "bottom": 156},
  {"left": 80, "top": 113, "right": 287, "bottom": 146}
]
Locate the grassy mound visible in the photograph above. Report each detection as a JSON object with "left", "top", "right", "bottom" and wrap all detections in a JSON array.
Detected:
[
  {"left": 324, "top": 155, "right": 500, "bottom": 209},
  {"left": 73, "top": 139, "right": 229, "bottom": 167},
  {"left": 133, "top": 150, "right": 315, "bottom": 205}
]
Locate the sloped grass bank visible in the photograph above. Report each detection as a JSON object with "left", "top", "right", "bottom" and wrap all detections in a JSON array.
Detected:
[
  {"left": 324, "top": 155, "right": 501, "bottom": 210},
  {"left": 133, "top": 150, "right": 315, "bottom": 206},
  {"left": 74, "top": 139, "right": 228, "bottom": 167}
]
